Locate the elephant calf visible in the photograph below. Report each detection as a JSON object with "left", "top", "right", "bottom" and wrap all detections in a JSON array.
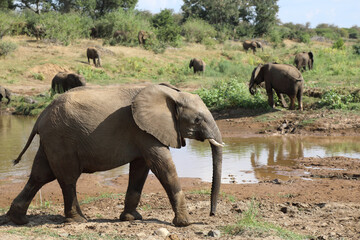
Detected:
[
  {"left": 189, "top": 58, "right": 206, "bottom": 74},
  {"left": 51, "top": 72, "right": 86, "bottom": 94},
  {"left": 249, "top": 63, "right": 304, "bottom": 110},
  {"left": 87, "top": 47, "right": 101, "bottom": 67},
  {"left": 0, "top": 86, "right": 11, "bottom": 105},
  {"left": 294, "top": 51, "right": 314, "bottom": 71}
]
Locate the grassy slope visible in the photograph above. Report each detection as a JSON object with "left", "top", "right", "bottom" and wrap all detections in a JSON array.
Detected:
[{"left": 1, "top": 36, "right": 359, "bottom": 114}]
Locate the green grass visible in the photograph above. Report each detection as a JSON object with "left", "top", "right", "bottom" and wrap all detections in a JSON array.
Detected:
[
  {"left": 80, "top": 193, "right": 122, "bottom": 205},
  {"left": 223, "top": 200, "right": 311, "bottom": 239}
]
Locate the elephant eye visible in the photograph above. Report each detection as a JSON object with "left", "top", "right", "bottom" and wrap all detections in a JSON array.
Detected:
[{"left": 194, "top": 117, "right": 203, "bottom": 124}]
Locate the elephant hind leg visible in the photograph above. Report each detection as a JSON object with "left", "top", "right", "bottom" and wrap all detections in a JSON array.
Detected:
[
  {"left": 59, "top": 180, "right": 86, "bottom": 223},
  {"left": 288, "top": 95, "right": 296, "bottom": 110},
  {"left": 297, "top": 90, "right": 303, "bottom": 111},
  {"left": 7, "top": 144, "right": 55, "bottom": 225},
  {"left": 120, "top": 158, "right": 149, "bottom": 222}
]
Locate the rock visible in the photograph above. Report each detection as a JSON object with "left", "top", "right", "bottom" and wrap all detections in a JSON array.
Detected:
[
  {"left": 208, "top": 229, "right": 221, "bottom": 238},
  {"left": 165, "top": 234, "right": 180, "bottom": 240},
  {"left": 136, "top": 232, "right": 147, "bottom": 239},
  {"left": 154, "top": 228, "right": 170, "bottom": 237},
  {"left": 24, "top": 97, "right": 37, "bottom": 104},
  {"left": 280, "top": 207, "right": 288, "bottom": 213}
]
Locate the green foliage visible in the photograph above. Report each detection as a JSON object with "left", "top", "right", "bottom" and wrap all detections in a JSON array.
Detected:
[
  {"left": 76, "top": 65, "right": 111, "bottom": 84},
  {"left": 332, "top": 38, "right": 345, "bottom": 50},
  {"left": 352, "top": 44, "right": 360, "bottom": 55},
  {"left": 11, "top": 93, "right": 54, "bottom": 116},
  {"left": 252, "top": 0, "right": 279, "bottom": 37},
  {"left": 0, "top": 40, "right": 17, "bottom": 56},
  {"left": 195, "top": 79, "right": 269, "bottom": 110},
  {"left": 31, "top": 72, "right": 44, "bottom": 81},
  {"left": 152, "top": 9, "right": 181, "bottom": 46},
  {"left": 182, "top": 18, "right": 216, "bottom": 43},
  {"left": 317, "top": 90, "right": 360, "bottom": 109},
  {"left": 97, "top": 9, "right": 152, "bottom": 46}
]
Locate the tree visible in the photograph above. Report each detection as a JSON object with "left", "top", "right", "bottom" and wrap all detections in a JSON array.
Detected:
[
  {"left": 95, "top": 0, "right": 137, "bottom": 17},
  {"left": 252, "top": 0, "right": 279, "bottom": 37},
  {"left": 152, "top": 9, "right": 180, "bottom": 44},
  {"left": 0, "top": 0, "right": 15, "bottom": 9}
]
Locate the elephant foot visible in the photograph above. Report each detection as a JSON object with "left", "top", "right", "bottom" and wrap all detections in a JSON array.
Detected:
[
  {"left": 120, "top": 210, "right": 142, "bottom": 221},
  {"left": 65, "top": 215, "right": 87, "bottom": 223},
  {"left": 6, "top": 207, "right": 29, "bottom": 225},
  {"left": 172, "top": 213, "right": 191, "bottom": 227}
]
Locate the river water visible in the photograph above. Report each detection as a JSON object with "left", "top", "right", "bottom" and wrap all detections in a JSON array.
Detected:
[{"left": 1, "top": 115, "right": 360, "bottom": 183}]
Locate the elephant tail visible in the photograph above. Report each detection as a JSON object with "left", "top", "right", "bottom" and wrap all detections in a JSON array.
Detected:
[{"left": 13, "top": 126, "right": 38, "bottom": 166}]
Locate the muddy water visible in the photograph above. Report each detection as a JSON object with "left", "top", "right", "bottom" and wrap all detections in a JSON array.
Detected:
[{"left": 1, "top": 115, "right": 360, "bottom": 183}]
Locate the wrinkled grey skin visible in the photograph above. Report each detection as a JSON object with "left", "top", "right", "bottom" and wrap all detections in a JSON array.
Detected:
[
  {"left": 189, "top": 58, "right": 206, "bottom": 73},
  {"left": 51, "top": 72, "right": 86, "bottom": 94},
  {"left": 7, "top": 83, "right": 223, "bottom": 227},
  {"left": 87, "top": 47, "right": 101, "bottom": 67},
  {"left": 0, "top": 86, "right": 11, "bottom": 105},
  {"left": 294, "top": 51, "right": 314, "bottom": 71},
  {"left": 243, "top": 40, "right": 263, "bottom": 53},
  {"left": 249, "top": 63, "right": 304, "bottom": 110}
]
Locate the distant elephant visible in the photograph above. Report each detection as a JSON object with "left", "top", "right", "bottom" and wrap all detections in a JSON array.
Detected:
[
  {"left": 87, "top": 47, "right": 101, "bottom": 67},
  {"left": 249, "top": 63, "right": 304, "bottom": 110},
  {"left": 90, "top": 27, "right": 98, "bottom": 39},
  {"left": 34, "top": 25, "right": 45, "bottom": 41},
  {"left": 113, "top": 30, "right": 129, "bottom": 42},
  {"left": 0, "top": 86, "right": 11, "bottom": 105},
  {"left": 138, "top": 30, "right": 149, "bottom": 45},
  {"left": 243, "top": 40, "right": 263, "bottom": 53},
  {"left": 51, "top": 72, "right": 86, "bottom": 94},
  {"left": 294, "top": 51, "right": 314, "bottom": 71},
  {"left": 7, "top": 83, "right": 224, "bottom": 227},
  {"left": 189, "top": 58, "right": 206, "bottom": 73}
]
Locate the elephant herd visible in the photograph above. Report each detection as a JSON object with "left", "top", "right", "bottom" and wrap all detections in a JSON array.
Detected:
[{"left": 2, "top": 37, "right": 316, "bottom": 228}]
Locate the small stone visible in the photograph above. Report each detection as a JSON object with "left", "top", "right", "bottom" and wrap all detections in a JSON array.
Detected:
[
  {"left": 165, "top": 234, "right": 180, "bottom": 240},
  {"left": 136, "top": 232, "right": 147, "bottom": 238},
  {"left": 58, "top": 232, "right": 70, "bottom": 238},
  {"left": 155, "top": 228, "right": 170, "bottom": 237},
  {"left": 208, "top": 229, "right": 221, "bottom": 238},
  {"left": 280, "top": 207, "right": 288, "bottom": 213}
]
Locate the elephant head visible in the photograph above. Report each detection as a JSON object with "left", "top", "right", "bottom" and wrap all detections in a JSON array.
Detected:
[
  {"left": 249, "top": 64, "right": 264, "bottom": 95},
  {"left": 255, "top": 41, "right": 264, "bottom": 52},
  {"left": 132, "top": 84, "right": 223, "bottom": 215}
]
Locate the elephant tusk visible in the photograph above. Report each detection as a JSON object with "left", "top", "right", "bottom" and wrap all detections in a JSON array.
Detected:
[{"left": 208, "top": 139, "right": 225, "bottom": 147}]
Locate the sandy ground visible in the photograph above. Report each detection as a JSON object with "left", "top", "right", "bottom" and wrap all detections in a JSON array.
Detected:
[{"left": 0, "top": 84, "right": 360, "bottom": 239}]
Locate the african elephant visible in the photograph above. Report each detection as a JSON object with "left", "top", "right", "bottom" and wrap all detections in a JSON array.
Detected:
[
  {"left": 138, "top": 30, "right": 149, "bottom": 45},
  {"left": 243, "top": 40, "right": 263, "bottom": 53},
  {"left": 51, "top": 72, "right": 86, "bottom": 94},
  {"left": 7, "top": 83, "right": 224, "bottom": 227},
  {"left": 294, "top": 51, "right": 314, "bottom": 71},
  {"left": 249, "top": 63, "right": 304, "bottom": 110},
  {"left": 87, "top": 47, "right": 101, "bottom": 67},
  {"left": 189, "top": 58, "right": 206, "bottom": 74},
  {"left": 0, "top": 86, "right": 11, "bottom": 105},
  {"left": 113, "top": 30, "right": 129, "bottom": 42}
]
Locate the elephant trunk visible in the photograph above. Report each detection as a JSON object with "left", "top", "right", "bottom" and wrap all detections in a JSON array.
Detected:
[
  {"left": 249, "top": 82, "right": 256, "bottom": 95},
  {"left": 209, "top": 142, "right": 223, "bottom": 216}
]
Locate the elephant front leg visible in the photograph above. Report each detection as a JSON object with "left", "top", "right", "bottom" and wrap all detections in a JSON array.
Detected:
[
  {"left": 276, "top": 92, "right": 288, "bottom": 108},
  {"left": 146, "top": 150, "right": 190, "bottom": 227},
  {"left": 120, "top": 158, "right": 149, "bottom": 222}
]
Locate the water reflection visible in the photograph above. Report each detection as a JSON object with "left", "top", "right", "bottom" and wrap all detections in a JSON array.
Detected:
[{"left": 1, "top": 115, "right": 360, "bottom": 184}]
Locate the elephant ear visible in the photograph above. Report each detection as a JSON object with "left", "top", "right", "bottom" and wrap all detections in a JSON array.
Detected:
[{"left": 132, "top": 84, "right": 184, "bottom": 148}]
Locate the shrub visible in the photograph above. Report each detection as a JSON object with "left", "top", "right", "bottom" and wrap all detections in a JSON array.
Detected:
[
  {"left": 152, "top": 9, "right": 181, "bottom": 46},
  {"left": 332, "top": 38, "right": 345, "bottom": 50},
  {"left": 0, "top": 40, "right": 17, "bottom": 56},
  {"left": 195, "top": 79, "right": 269, "bottom": 110},
  {"left": 353, "top": 44, "right": 360, "bottom": 55},
  {"left": 182, "top": 18, "right": 216, "bottom": 43}
]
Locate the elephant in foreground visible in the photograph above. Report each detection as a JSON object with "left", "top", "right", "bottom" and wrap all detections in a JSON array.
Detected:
[
  {"left": 51, "top": 72, "right": 86, "bottom": 94},
  {"left": 189, "top": 58, "right": 206, "bottom": 73},
  {"left": 87, "top": 47, "right": 101, "bottom": 67},
  {"left": 249, "top": 63, "right": 304, "bottom": 110},
  {"left": 7, "top": 83, "right": 224, "bottom": 227},
  {"left": 294, "top": 51, "right": 314, "bottom": 71},
  {"left": 0, "top": 86, "right": 11, "bottom": 104},
  {"left": 243, "top": 40, "right": 263, "bottom": 53}
]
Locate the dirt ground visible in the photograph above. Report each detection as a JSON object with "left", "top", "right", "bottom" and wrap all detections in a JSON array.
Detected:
[{"left": 0, "top": 84, "right": 360, "bottom": 239}]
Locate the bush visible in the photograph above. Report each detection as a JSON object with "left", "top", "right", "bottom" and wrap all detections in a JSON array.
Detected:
[
  {"left": 96, "top": 9, "right": 152, "bottom": 46},
  {"left": 152, "top": 9, "right": 181, "bottom": 46},
  {"left": 332, "top": 38, "right": 345, "bottom": 50},
  {"left": 0, "top": 40, "right": 17, "bottom": 56},
  {"left": 182, "top": 18, "right": 216, "bottom": 43},
  {"left": 195, "top": 79, "right": 269, "bottom": 110},
  {"left": 353, "top": 44, "right": 360, "bottom": 55}
]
